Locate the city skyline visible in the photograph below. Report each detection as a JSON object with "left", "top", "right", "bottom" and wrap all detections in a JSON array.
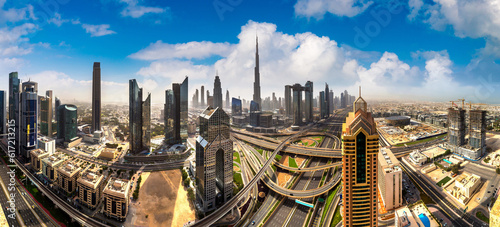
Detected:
[{"left": 0, "top": 1, "right": 499, "bottom": 105}]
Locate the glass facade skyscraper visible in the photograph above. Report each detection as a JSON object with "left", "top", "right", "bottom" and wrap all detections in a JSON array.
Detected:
[
  {"left": 165, "top": 85, "right": 181, "bottom": 144},
  {"left": 196, "top": 106, "right": 232, "bottom": 212},
  {"left": 180, "top": 77, "right": 188, "bottom": 141},
  {"left": 92, "top": 62, "right": 101, "bottom": 132},
  {"left": 40, "top": 90, "right": 53, "bottom": 137},
  {"left": 129, "top": 79, "right": 151, "bottom": 154},
  {"left": 213, "top": 75, "right": 222, "bottom": 109},
  {"left": 231, "top": 98, "right": 242, "bottom": 116},
  {"left": 57, "top": 104, "right": 78, "bottom": 142},
  {"left": 304, "top": 81, "right": 313, "bottom": 122},
  {"left": 20, "top": 81, "right": 38, "bottom": 158},
  {"left": 0, "top": 90, "right": 6, "bottom": 135}
]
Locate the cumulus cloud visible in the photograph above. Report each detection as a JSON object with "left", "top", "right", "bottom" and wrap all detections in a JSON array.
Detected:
[
  {"left": 294, "top": 0, "right": 373, "bottom": 18},
  {"left": 0, "top": 0, "right": 36, "bottom": 23},
  {"left": 129, "top": 41, "right": 235, "bottom": 60},
  {"left": 119, "top": 0, "right": 167, "bottom": 18},
  {"left": 81, "top": 24, "right": 116, "bottom": 37},
  {"left": 0, "top": 23, "right": 37, "bottom": 57}
]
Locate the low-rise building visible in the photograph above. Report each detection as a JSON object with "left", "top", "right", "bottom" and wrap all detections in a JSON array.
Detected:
[
  {"left": 378, "top": 148, "right": 403, "bottom": 211},
  {"left": 56, "top": 161, "right": 82, "bottom": 194},
  {"left": 447, "top": 172, "right": 481, "bottom": 204},
  {"left": 77, "top": 168, "right": 106, "bottom": 209},
  {"left": 37, "top": 137, "right": 55, "bottom": 154},
  {"left": 99, "top": 148, "right": 119, "bottom": 160},
  {"left": 30, "top": 149, "right": 50, "bottom": 171},
  {"left": 408, "top": 150, "right": 427, "bottom": 166},
  {"left": 395, "top": 206, "right": 417, "bottom": 227},
  {"left": 103, "top": 177, "right": 130, "bottom": 220},
  {"left": 41, "top": 153, "right": 67, "bottom": 182}
]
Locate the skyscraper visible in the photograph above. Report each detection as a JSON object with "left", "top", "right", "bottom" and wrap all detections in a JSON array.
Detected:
[
  {"left": 196, "top": 106, "right": 233, "bottom": 212},
  {"left": 340, "top": 92, "right": 345, "bottom": 108},
  {"left": 324, "top": 83, "right": 329, "bottom": 117},
  {"left": 329, "top": 90, "right": 334, "bottom": 113},
  {"left": 57, "top": 104, "right": 78, "bottom": 143},
  {"left": 225, "top": 90, "right": 230, "bottom": 109},
  {"left": 285, "top": 85, "right": 292, "bottom": 117},
  {"left": 9, "top": 72, "right": 20, "bottom": 154},
  {"left": 319, "top": 91, "right": 326, "bottom": 119},
  {"left": 55, "top": 97, "right": 61, "bottom": 122},
  {"left": 213, "top": 74, "right": 223, "bottom": 109},
  {"left": 469, "top": 110, "right": 486, "bottom": 153},
  {"left": 92, "top": 62, "right": 101, "bottom": 133},
  {"left": 40, "top": 90, "right": 53, "bottom": 137},
  {"left": 448, "top": 107, "right": 466, "bottom": 147},
  {"left": 193, "top": 89, "right": 199, "bottom": 107},
  {"left": 201, "top": 85, "right": 205, "bottom": 107},
  {"left": 304, "top": 81, "right": 313, "bottom": 122},
  {"left": 165, "top": 84, "right": 181, "bottom": 144},
  {"left": 342, "top": 88, "right": 379, "bottom": 227},
  {"left": 20, "top": 81, "right": 38, "bottom": 158},
  {"left": 292, "top": 83, "right": 303, "bottom": 126},
  {"left": 0, "top": 90, "right": 6, "bottom": 135},
  {"left": 180, "top": 77, "right": 188, "bottom": 141},
  {"left": 231, "top": 98, "right": 242, "bottom": 116},
  {"left": 129, "top": 79, "right": 151, "bottom": 154},
  {"left": 253, "top": 36, "right": 261, "bottom": 110}
]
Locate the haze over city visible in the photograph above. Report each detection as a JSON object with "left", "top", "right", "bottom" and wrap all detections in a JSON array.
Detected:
[{"left": 0, "top": 0, "right": 499, "bottom": 104}]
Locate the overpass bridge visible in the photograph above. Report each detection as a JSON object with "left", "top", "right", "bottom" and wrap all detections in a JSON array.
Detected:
[{"left": 273, "top": 160, "right": 341, "bottom": 172}]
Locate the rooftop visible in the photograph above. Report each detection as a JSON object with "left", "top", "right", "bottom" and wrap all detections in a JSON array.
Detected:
[
  {"left": 378, "top": 148, "right": 401, "bottom": 173},
  {"left": 103, "top": 177, "right": 130, "bottom": 198}
]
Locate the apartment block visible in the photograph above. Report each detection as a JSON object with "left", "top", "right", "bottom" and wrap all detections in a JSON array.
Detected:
[
  {"left": 57, "top": 161, "right": 82, "bottom": 194},
  {"left": 378, "top": 148, "right": 402, "bottom": 211},
  {"left": 77, "top": 168, "right": 106, "bottom": 209},
  {"left": 30, "top": 149, "right": 50, "bottom": 172},
  {"left": 103, "top": 177, "right": 130, "bottom": 220}
]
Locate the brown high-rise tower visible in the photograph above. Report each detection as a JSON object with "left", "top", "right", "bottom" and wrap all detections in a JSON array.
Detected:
[
  {"left": 92, "top": 62, "right": 101, "bottom": 132},
  {"left": 342, "top": 87, "right": 379, "bottom": 227}
]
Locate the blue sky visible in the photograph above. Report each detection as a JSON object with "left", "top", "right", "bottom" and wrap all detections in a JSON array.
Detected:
[{"left": 0, "top": 0, "right": 499, "bottom": 104}]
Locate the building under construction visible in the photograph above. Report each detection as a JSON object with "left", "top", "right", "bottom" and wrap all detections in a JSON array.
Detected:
[{"left": 447, "top": 101, "right": 487, "bottom": 160}]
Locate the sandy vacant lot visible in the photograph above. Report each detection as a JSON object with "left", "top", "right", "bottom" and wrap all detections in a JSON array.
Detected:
[{"left": 131, "top": 170, "right": 195, "bottom": 227}]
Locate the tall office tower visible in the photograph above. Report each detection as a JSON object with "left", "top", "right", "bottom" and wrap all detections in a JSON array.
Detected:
[
  {"left": 9, "top": 72, "right": 20, "bottom": 154},
  {"left": 165, "top": 84, "right": 181, "bottom": 144},
  {"left": 232, "top": 98, "right": 242, "bottom": 116},
  {"left": 278, "top": 97, "right": 282, "bottom": 109},
  {"left": 469, "top": 110, "right": 486, "bottom": 153},
  {"left": 292, "top": 83, "right": 303, "bottom": 126},
  {"left": 340, "top": 93, "right": 345, "bottom": 108},
  {"left": 448, "top": 107, "right": 466, "bottom": 147},
  {"left": 180, "top": 77, "right": 188, "bottom": 141},
  {"left": 378, "top": 148, "right": 402, "bottom": 211},
  {"left": 320, "top": 91, "right": 327, "bottom": 119},
  {"left": 213, "top": 74, "right": 223, "bottom": 109},
  {"left": 195, "top": 106, "right": 233, "bottom": 212},
  {"left": 54, "top": 97, "right": 61, "bottom": 122},
  {"left": 0, "top": 91, "right": 6, "bottom": 134},
  {"left": 253, "top": 36, "right": 261, "bottom": 110},
  {"left": 304, "top": 81, "right": 313, "bottom": 122},
  {"left": 342, "top": 88, "right": 379, "bottom": 227},
  {"left": 20, "top": 81, "right": 38, "bottom": 158},
  {"left": 193, "top": 89, "right": 199, "bottom": 107},
  {"left": 40, "top": 91, "right": 53, "bottom": 137},
  {"left": 285, "top": 85, "right": 292, "bottom": 117},
  {"left": 142, "top": 93, "right": 151, "bottom": 151},
  {"left": 226, "top": 90, "right": 230, "bottom": 109},
  {"left": 249, "top": 101, "right": 261, "bottom": 127},
  {"left": 272, "top": 92, "right": 277, "bottom": 110},
  {"left": 129, "top": 79, "right": 151, "bottom": 154},
  {"left": 201, "top": 86, "right": 205, "bottom": 107},
  {"left": 329, "top": 90, "right": 334, "bottom": 113},
  {"left": 344, "top": 90, "right": 349, "bottom": 107},
  {"left": 91, "top": 62, "right": 101, "bottom": 133},
  {"left": 57, "top": 104, "right": 78, "bottom": 143},
  {"left": 324, "top": 83, "right": 329, "bottom": 117}
]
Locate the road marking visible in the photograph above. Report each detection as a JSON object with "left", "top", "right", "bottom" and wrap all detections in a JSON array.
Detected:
[{"left": 15, "top": 186, "right": 46, "bottom": 227}]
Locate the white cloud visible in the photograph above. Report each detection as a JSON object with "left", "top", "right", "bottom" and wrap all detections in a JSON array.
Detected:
[
  {"left": 119, "top": 0, "right": 167, "bottom": 18},
  {"left": 129, "top": 21, "right": 482, "bottom": 104},
  {"left": 294, "top": 0, "right": 373, "bottom": 18},
  {"left": 0, "top": 23, "right": 37, "bottom": 57},
  {"left": 407, "top": 0, "right": 424, "bottom": 20},
  {"left": 129, "top": 40, "right": 235, "bottom": 60},
  {"left": 81, "top": 24, "right": 116, "bottom": 37},
  {"left": 48, "top": 13, "right": 69, "bottom": 27},
  {"left": 0, "top": 1, "right": 36, "bottom": 23}
]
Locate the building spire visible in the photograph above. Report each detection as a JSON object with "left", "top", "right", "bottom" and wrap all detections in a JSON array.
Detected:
[{"left": 359, "top": 86, "right": 361, "bottom": 97}]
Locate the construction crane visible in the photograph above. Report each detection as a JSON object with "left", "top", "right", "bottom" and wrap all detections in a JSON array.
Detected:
[
  {"left": 457, "top": 98, "right": 465, "bottom": 109},
  {"left": 468, "top": 101, "right": 487, "bottom": 110}
]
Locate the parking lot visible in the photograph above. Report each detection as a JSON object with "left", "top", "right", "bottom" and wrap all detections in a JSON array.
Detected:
[{"left": 402, "top": 173, "right": 421, "bottom": 204}]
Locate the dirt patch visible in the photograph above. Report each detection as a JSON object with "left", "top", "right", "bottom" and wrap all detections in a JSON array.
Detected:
[
  {"left": 233, "top": 165, "right": 240, "bottom": 172},
  {"left": 277, "top": 172, "right": 293, "bottom": 187},
  {"left": 295, "top": 157, "right": 305, "bottom": 167},
  {"left": 281, "top": 155, "right": 289, "bottom": 166},
  {"left": 131, "top": 170, "right": 195, "bottom": 227}
]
